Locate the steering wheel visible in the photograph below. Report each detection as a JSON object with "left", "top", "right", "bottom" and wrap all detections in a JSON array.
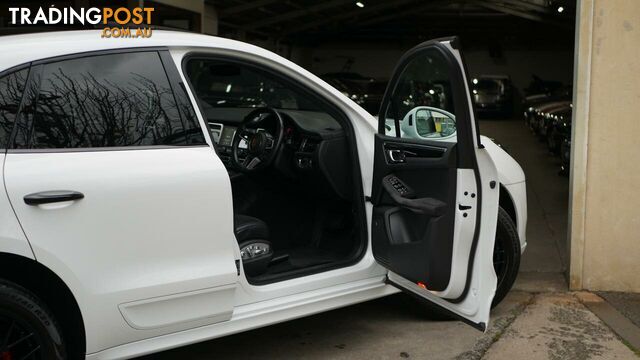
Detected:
[{"left": 231, "top": 107, "right": 284, "bottom": 173}]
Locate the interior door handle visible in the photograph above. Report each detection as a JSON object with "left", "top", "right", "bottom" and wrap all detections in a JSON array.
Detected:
[
  {"left": 387, "top": 149, "right": 419, "bottom": 163},
  {"left": 388, "top": 149, "right": 406, "bottom": 163},
  {"left": 24, "top": 190, "right": 84, "bottom": 206}
]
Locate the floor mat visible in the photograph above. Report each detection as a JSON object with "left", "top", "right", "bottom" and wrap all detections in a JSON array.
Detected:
[
  {"left": 266, "top": 247, "right": 342, "bottom": 275},
  {"left": 288, "top": 247, "right": 341, "bottom": 268}
]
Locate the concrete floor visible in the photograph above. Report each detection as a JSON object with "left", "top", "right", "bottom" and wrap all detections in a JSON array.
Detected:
[
  {"left": 137, "top": 119, "right": 639, "bottom": 359},
  {"left": 479, "top": 119, "right": 569, "bottom": 274}
]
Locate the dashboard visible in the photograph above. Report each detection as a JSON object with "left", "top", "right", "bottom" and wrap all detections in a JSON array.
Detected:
[
  {"left": 204, "top": 108, "right": 352, "bottom": 200},
  {"left": 207, "top": 109, "right": 342, "bottom": 171},
  {"left": 209, "top": 123, "right": 246, "bottom": 165}
]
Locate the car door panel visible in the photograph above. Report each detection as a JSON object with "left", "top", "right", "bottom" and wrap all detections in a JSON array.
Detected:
[
  {"left": 373, "top": 135, "right": 458, "bottom": 292},
  {"left": 373, "top": 37, "right": 498, "bottom": 330},
  {"left": 4, "top": 147, "right": 239, "bottom": 351},
  {"left": 3, "top": 50, "right": 239, "bottom": 353}
]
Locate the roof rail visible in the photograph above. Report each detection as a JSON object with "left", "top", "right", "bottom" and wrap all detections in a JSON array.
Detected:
[{"left": 0, "top": 24, "right": 196, "bottom": 37}]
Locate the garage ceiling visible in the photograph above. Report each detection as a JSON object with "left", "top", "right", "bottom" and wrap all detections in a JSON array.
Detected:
[{"left": 213, "top": 0, "right": 576, "bottom": 48}]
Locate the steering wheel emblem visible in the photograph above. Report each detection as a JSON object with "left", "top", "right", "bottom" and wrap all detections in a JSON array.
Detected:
[{"left": 231, "top": 107, "right": 284, "bottom": 173}]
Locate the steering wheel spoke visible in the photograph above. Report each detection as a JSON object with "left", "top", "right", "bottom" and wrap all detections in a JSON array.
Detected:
[
  {"left": 244, "top": 156, "right": 263, "bottom": 170},
  {"left": 231, "top": 107, "right": 284, "bottom": 173}
]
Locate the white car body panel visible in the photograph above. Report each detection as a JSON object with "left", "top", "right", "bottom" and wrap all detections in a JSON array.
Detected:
[
  {"left": 387, "top": 145, "right": 499, "bottom": 325},
  {"left": 0, "top": 31, "right": 527, "bottom": 358},
  {"left": 0, "top": 153, "right": 34, "bottom": 259},
  {"left": 4, "top": 147, "right": 239, "bottom": 352},
  {"left": 502, "top": 181, "right": 528, "bottom": 252},
  {"left": 390, "top": 40, "right": 499, "bottom": 321},
  {"left": 87, "top": 276, "right": 397, "bottom": 360}
]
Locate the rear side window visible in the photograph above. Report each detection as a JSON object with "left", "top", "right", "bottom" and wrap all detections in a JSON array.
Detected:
[
  {"left": 27, "top": 52, "right": 205, "bottom": 149},
  {"left": 0, "top": 68, "right": 29, "bottom": 148}
]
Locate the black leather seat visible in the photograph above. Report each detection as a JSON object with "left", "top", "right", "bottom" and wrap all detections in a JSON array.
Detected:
[
  {"left": 234, "top": 214, "right": 270, "bottom": 244},
  {"left": 234, "top": 215, "right": 272, "bottom": 277}
]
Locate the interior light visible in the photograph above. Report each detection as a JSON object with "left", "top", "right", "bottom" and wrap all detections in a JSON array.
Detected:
[
  {"left": 472, "top": 78, "right": 478, "bottom": 84},
  {"left": 355, "top": 1, "right": 364, "bottom": 8},
  {"left": 557, "top": 6, "right": 564, "bottom": 13},
  {"left": 429, "top": 89, "right": 435, "bottom": 95},
  {"left": 225, "top": 84, "right": 232, "bottom": 93},
  {"left": 472, "top": 89, "right": 478, "bottom": 94}
]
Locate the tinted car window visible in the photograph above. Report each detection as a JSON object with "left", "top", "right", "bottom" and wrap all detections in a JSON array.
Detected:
[
  {"left": 186, "top": 59, "right": 319, "bottom": 111},
  {"left": 0, "top": 68, "right": 29, "bottom": 148},
  {"left": 30, "top": 52, "right": 204, "bottom": 149},
  {"left": 383, "top": 49, "right": 457, "bottom": 140},
  {"left": 476, "top": 79, "right": 500, "bottom": 92}
]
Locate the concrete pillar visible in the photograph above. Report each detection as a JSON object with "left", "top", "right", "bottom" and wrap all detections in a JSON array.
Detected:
[
  {"left": 203, "top": 3, "right": 218, "bottom": 35},
  {"left": 570, "top": 0, "right": 640, "bottom": 292}
]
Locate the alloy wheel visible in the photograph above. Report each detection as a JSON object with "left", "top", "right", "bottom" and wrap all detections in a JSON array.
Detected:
[{"left": 0, "top": 314, "right": 43, "bottom": 360}]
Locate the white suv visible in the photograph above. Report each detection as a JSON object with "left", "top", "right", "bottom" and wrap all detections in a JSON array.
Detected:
[{"left": 0, "top": 31, "right": 527, "bottom": 360}]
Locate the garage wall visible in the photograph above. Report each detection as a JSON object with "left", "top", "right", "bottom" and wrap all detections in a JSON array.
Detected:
[
  {"left": 570, "top": 0, "right": 640, "bottom": 292},
  {"left": 292, "top": 43, "right": 573, "bottom": 92}
]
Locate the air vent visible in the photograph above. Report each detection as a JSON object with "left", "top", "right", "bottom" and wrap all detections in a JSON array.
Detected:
[
  {"left": 299, "top": 138, "right": 317, "bottom": 153},
  {"left": 209, "top": 123, "right": 223, "bottom": 143}
]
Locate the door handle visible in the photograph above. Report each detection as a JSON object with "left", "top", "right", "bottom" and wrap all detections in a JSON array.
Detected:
[
  {"left": 387, "top": 149, "right": 419, "bottom": 164},
  {"left": 24, "top": 190, "right": 84, "bottom": 206},
  {"left": 388, "top": 149, "right": 405, "bottom": 163}
]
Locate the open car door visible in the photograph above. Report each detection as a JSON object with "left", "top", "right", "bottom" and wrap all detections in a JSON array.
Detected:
[{"left": 372, "top": 37, "right": 500, "bottom": 331}]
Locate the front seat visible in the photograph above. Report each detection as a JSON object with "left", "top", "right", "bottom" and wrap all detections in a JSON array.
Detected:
[{"left": 234, "top": 215, "right": 273, "bottom": 277}]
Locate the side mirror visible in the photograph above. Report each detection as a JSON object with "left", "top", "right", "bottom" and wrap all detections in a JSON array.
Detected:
[{"left": 401, "top": 107, "right": 456, "bottom": 139}]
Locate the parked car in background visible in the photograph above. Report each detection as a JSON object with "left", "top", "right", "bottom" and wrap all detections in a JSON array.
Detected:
[
  {"left": 523, "top": 85, "right": 572, "bottom": 129},
  {"left": 523, "top": 75, "right": 563, "bottom": 98},
  {"left": 320, "top": 72, "right": 386, "bottom": 115},
  {"left": 530, "top": 100, "right": 571, "bottom": 135},
  {"left": 553, "top": 113, "right": 573, "bottom": 176},
  {"left": 545, "top": 105, "right": 572, "bottom": 154},
  {"left": 560, "top": 137, "right": 571, "bottom": 176},
  {"left": 471, "top": 75, "right": 514, "bottom": 117}
]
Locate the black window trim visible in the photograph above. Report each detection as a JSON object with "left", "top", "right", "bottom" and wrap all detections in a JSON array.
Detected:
[
  {"left": 377, "top": 38, "right": 477, "bottom": 169},
  {"left": 7, "top": 46, "right": 210, "bottom": 153},
  {"left": 376, "top": 37, "right": 484, "bottom": 305},
  {"left": 0, "top": 64, "right": 32, "bottom": 152}
]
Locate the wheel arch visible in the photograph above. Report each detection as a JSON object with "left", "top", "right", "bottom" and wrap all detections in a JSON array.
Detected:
[
  {"left": 499, "top": 184, "right": 517, "bottom": 229},
  {"left": 0, "top": 252, "right": 86, "bottom": 358}
]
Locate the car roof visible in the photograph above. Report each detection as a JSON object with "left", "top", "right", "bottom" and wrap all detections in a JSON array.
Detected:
[
  {"left": 0, "top": 29, "right": 379, "bottom": 126},
  {"left": 0, "top": 30, "right": 278, "bottom": 72}
]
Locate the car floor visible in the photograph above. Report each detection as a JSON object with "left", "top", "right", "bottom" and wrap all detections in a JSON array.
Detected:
[
  {"left": 233, "top": 173, "right": 359, "bottom": 277},
  {"left": 136, "top": 118, "right": 640, "bottom": 359}
]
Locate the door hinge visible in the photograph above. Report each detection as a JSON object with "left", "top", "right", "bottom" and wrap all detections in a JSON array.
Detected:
[
  {"left": 365, "top": 195, "right": 372, "bottom": 202},
  {"left": 235, "top": 259, "right": 241, "bottom": 276}
]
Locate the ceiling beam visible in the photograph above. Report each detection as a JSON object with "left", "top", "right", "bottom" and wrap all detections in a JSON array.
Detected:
[
  {"left": 282, "top": 0, "right": 419, "bottom": 35},
  {"left": 244, "top": 0, "right": 353, "bottom": 30},
  {"left": 473, "top": 1, "right": 545, "bottom": 21},
  {"left": 284, "top": 2, "right": 434, "bottom": 40},
  {"left": 475, "top": 0, "right": 571, "bottom": 27},
  {"left": 355, "top": 3, "right": 449, "bottom": 27},
  {"left": 493, "top": 0, "right": 550, "bottom": 13},
  {"left": 219, "top": 0, "right": 281, "bottom": 17}
]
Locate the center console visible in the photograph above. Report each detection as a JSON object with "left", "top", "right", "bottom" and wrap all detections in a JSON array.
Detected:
[{"left": 209, "top": 122, "right": 247, "bottom": 166}]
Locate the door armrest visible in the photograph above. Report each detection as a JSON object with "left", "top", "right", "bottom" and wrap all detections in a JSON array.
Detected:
[{"left": 382, "top": 174, "right": 447, "bottom": 216}]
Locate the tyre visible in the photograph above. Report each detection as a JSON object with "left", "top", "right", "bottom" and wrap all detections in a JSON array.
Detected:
[
  {"left": 0, "top": 280, "right": 66, "bottom": 360},
  {"left": 492, "top": 207, "right": 521, "bottom": 308},
  {"left": 419, "top": 207, "right": 521, "bottom": 319}
]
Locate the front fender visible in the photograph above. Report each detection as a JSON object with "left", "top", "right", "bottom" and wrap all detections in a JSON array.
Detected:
[
  {"left": 481, "top": 136, "right": 527, "bottom": 252},
  {"left": 480, "top": 136, "right": 525, "bottom": 186}
]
